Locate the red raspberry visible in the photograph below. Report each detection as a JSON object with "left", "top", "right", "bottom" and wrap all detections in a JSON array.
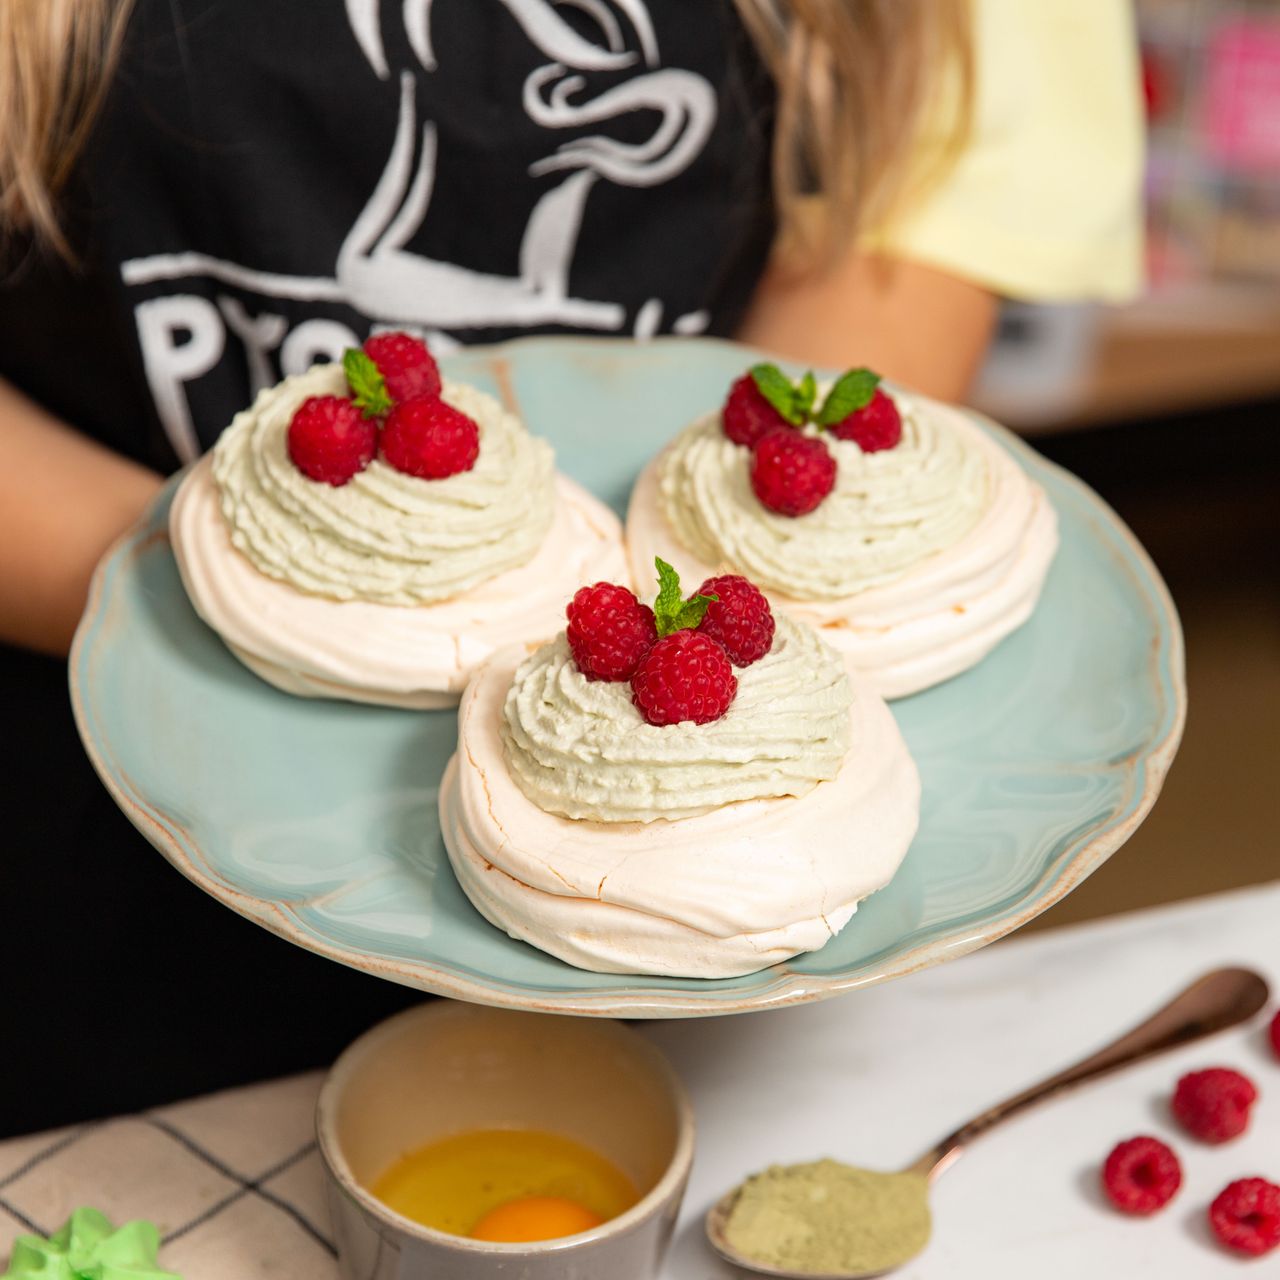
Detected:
[
  {"left": 1172, "top": 1067, "right": 1257, "bottom": 1143},
  {"left": 1209, "top": 1178, "right": 1280, "bottom": 1256},
  {"left": 286, "top": 395, "right": 377, "bottom": 486},
  {"left": 1100, "top": 1136, "right": 1182, "bottom": 1215},
  {"left": 1269, "top": 1008, "right": 1279, "bottom": 1061},
  {"left": 694, "top": 575, "right": 775, "bottom": 666},
  {"left": 750, "top": 429, "right": 836, "bottom": 517},
  {"left": 631, "top": 631, "right": 737, "bottom": 726},
  {"left": 380, "top": 397, "right": 479, "bottom": 479},
  {"left": 566, "top": 584, "right": 657, "bottom": 682},
  {"left": 722, "top": 373, "right": 791, "bottom": 447},
  {"left": 828, "top": 388, "right": 902, "bottom": 452},
  {"left": 363, "top": 331, "right": 441, "bottom": 403}
]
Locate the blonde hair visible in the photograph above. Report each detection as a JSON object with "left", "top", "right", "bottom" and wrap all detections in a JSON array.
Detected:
[
  {"left": 0, "top": 0, "right": 134, "bottom": 260},
  {"left": 1, "top": 0, "right": 969, "bottom": 268},
  {"left": 733, "top": 0, "right": 973, "bottom": 267}
]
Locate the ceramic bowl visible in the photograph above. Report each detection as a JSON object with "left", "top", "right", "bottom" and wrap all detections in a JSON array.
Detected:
[{"left": 317, "top": 1002, "right": 695, "bottom": 1279}]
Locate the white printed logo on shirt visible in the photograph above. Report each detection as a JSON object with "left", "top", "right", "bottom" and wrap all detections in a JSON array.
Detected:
[{"left": 123, "top": 0, "right": 717, "bottom": 460}]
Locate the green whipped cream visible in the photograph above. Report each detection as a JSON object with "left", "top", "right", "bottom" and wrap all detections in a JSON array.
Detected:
[
  {"left": 660, "top": 394, "right": 989, "bottom": 600},
  {"left": 212, "top": 366, "right": 556, "bottom": 605},
  {"left": 501, "top": 616, "right": 852, "bottom": 823},
  {"left": 2, "top": 1207, "right": 180, "bottom": 1280}
]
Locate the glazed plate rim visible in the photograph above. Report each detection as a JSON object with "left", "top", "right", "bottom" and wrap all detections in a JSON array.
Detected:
[{"left": 69, "top": 335, "right": 1186, "bottom": 1018}]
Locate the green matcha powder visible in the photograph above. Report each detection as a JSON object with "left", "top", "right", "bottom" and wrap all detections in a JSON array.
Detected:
[{"left": 724, "top": 1159, "right": 931, "bottom": 1275}]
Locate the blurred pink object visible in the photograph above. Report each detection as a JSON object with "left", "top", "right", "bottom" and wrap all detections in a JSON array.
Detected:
[{"left": 1201, "top": 18, "right": 1280, "bottom": 172}]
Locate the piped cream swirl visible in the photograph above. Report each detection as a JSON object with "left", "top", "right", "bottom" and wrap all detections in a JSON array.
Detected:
[
  {"left": 212, "top": 364, "right": 555, "bottom": 605},
  {"left": 659, "top": 391, "right": 988, "bottom": 600},
  {"left": 501, "top": 617, "right": 852, "bottom": 823},
  {"left": 440, "top": 641, "right": 921, "bottom": 978}
]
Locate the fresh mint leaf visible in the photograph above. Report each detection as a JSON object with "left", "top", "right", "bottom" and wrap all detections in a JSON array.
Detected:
[
  {"left": 796, "top": 371, "right": 817, "bottom": 420},
  {"left": 652, "top": 556, "right": 718, "bottom": 636},
  {"left": 750, "top": 363, "right": 807, "bottom": 426},
  {"left": 672, "top": 593, "right": 718, "bottom": 632},
  {"left": 815, "top": 367, "right": 880, "bottom": 427},
  {"left": 343, "top": 348, "right": 394, "bottom": 419},
  {"left": 653, "top": 557, "right": 683, "bottom": 636}
]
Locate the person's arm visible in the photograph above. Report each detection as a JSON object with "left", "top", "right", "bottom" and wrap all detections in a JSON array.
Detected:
[
  {"left": 736, "top": 249, "right": 998, "bottom": 404},
  {"left": 738, "top": 0, "right": 1144, "bottom": 402},
  {"left": 0, "top": 377, "right": 163, "bottom": 657}
]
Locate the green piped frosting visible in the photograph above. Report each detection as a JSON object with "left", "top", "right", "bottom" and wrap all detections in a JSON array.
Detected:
[{"left": 2, "top": 1208, "right": 179, "bottom": 1280}]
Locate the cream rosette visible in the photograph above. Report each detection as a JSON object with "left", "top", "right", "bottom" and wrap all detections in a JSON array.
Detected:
[
  {"left": 171, "top": 364, "right": 627, "bottom": 707},
  {"left": 626, "top": 388, "right": 1058, "bottom": 698},
  {"left": 439, "top": 617, "right": 920, "bottom": 978}
]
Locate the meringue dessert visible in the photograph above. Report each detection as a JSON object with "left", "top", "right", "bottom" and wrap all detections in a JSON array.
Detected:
[
  {"left": 439, "top": 563, "right": 920, "bottom": 978},
  {"left": 626, "top": 365, "right": 1058, "bottom": 699},
  {"left": 171, "top": 334, "right": 626, "bottom": 707}
]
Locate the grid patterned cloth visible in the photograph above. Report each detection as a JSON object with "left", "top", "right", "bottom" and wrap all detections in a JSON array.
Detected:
[{"left": 0, "top": 1074, "right": 336, "bottom": 1280}]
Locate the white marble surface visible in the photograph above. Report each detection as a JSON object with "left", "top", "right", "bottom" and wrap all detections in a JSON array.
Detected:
[
  {"left": 2, "top": 882, "right": 1276, "bottom": 1279},
  {"left": 653, "top": 881, "right": 1280, "bottom": 1278}
]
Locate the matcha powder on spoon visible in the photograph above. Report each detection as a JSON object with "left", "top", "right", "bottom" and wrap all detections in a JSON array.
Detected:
[{"left": 723, "top": 1159, "right": 932, "bottom": 1275}]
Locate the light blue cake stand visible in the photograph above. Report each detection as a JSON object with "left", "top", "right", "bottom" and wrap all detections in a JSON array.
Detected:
[{"left": 71, "top": 338, "right": 1185, "bottom": 1017}]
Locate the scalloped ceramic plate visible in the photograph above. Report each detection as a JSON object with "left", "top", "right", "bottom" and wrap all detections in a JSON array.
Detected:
[{"left": 71, "top": 337, "right": 1185, "bottom": 1017}]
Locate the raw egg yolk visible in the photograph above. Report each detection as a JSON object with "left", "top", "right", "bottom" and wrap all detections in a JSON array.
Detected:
[{"left": 470, "top": 1195, "right": 604, "bottom": 1243}]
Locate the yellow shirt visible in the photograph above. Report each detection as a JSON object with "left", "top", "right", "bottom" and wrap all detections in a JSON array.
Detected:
[{"left": 873, "top": 0, "right": 1145, "bottom": 302}]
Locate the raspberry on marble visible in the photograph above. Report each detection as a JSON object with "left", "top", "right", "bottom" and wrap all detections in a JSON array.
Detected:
[
  {"left": 1171, "top": 1067, "right": 1257, "bottom": 1143},
  {"left": 1209, "top": 1177, "right": 1280, "bottom": 1256},
  {"left": 1100, "top": 1136, "right": 1182, "bottom": 1215}
]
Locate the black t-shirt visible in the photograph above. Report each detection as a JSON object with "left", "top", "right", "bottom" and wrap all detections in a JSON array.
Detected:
[
  {"left": 0, "top": 1, "right": 777, "bottom": 1130},
  {"left": 0, "top": 0, "right": 776, "bottom": 473}
]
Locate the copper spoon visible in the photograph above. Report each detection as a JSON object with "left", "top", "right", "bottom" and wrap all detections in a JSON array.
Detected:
[{"left": 706, "top": 966, "right": 1270, "bottom": 1279}]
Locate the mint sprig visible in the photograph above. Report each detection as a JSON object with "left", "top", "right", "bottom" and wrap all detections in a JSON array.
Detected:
[
  {"left": 750, "top": 363, "right": 813, "bottom": 427},
  {"left": 750, "top": 362, "right": 880, "bottom": 430},
  {"left": 814, "top": 367, "right": 880, "bottom": 427},
  {"left": 653, "top": 557, "right": 717, "bottom": 637},
  {"left": 343, "top": 349, "right": 394, "bottom": 418},
  {"left": 796, "top": 371, "right": 817, "bottom": 420}
]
